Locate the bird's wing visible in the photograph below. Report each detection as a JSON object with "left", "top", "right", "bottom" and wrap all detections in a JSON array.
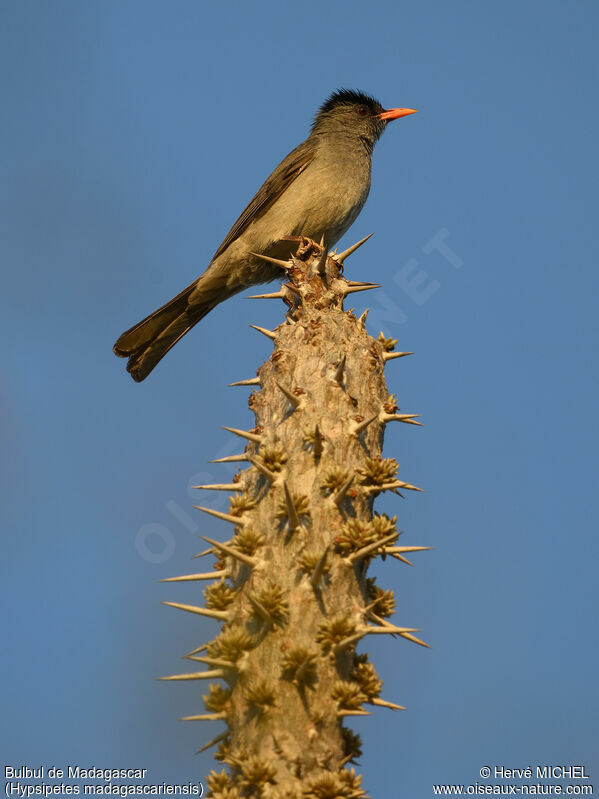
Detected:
[{"left": 211, "top": 139, "right": 315, "bottom": 260}]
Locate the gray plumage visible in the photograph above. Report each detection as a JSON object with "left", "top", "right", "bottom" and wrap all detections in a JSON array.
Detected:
[{"left": 113, "top": 89, "right": 416, "bottom": 381}]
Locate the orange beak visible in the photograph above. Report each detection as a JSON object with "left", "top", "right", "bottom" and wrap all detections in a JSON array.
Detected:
[{"left": 378, "top": 107, "right": 418, "bottom": 121}]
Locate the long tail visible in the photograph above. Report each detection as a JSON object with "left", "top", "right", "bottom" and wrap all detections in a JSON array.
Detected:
[{"left": 113, "top": 275, "right": 235, "bottom": 382}]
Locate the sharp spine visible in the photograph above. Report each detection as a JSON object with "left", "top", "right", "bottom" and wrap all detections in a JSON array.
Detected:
[
  {"left": 160, "top": 570, "right": 227, "bottom": 582},
  {"left": 364, "top": 480, "right": 423, "bottom": 493},
  {"left": 315, "top": 244, "right": 328, "bottom": 276},
  {"left": 209, "top": 453, "right": 250, "bottom": 464},
  {"left": 382, "top": 413, "right": 423, "bottom": 426},
  {"left": 201, "top": 535, "right": 257, "bottom": 568},
  {"left": 248, "top": 251, "right": 290, "bottom": 270},
  {"left": 161, "top": 601, "right": 230, "bottom": 622},
  {"left": 192, "top": 548, "right": 214, "bottom": 559},
  {"left": 357, "top": 308, "right": 370, "bottom": 327},
  {"left": 249, "top": 324, "right": 277, "bottom": 341},
  {"left": 157, "top": 669, "right": 225, "bottom": 681},
  {"left": 180, "top": 712, "right": 226, "bottom": 722},
  {"left": 248, "top": 594, "right": 274, "bottom": 625},
  {"left": 228, "top": 377, "right": 260, "bottom": 386},
  {"left": 343, "top": 283, "right": 381, "bottom": 296},
  {"left": 362, "top": 624, "right": 421, "bottom": 636},
  {"left": 336, "top": 233, "right": 374, "bottom": 263},
  {"left": 367, "top": 615, "right": 430, "bottom": 647},
  {"left": 193, "top": 505, "right": 246, "bottom": 526},
  {"left": 193, "top": 483, "right": 242, "bottom": 492},
  {"left": 351, "top": 413, "right": 379, "bottom": 437},
  {"left": 283, "top": 481, "right": 300, "bottom": 530},
  {"left": 276, "top": 380, "right": 301, "bottom": 409},
  {"left": 248, "top": 290, "right": 285, "bottom": 300},
  {"left": 370, "top": 698, "right": 406, "bottom": 711},
  {"left": 345, "top": 531, "right": 398, "bottom": 565},
  {"left": 313, "top": 424, "right": 323, "bottom": 459},
  {"left": 383, "top": 351, "right": 413, "bottom": 361},
  {"left": 249, "top": 456, "right": 278, "bottom": 483},
  {"left": 334, "top": 355, "right": 346, "bottom": 385},
  {"left": 388, "top": 552, "right": 413, "bottom": 566},
  {"left": 333, "top": 631, "right": 365, "bottom": 652},
  {"left": 333, "top": 474, "right": 354, "bottom": 506},
  {"left": 195, "top": 731, "right": 229, "bottom": 755},
  {"left": 183, "top": 645, "right": 208, "bottom": 658},
  {"left": 337, "top": 709, "right": 371, "bottom": 717},
  {"left": 183, "top": 644, "right": 208, "bottom": 658},
  {"left": 186, "top": 656, "right": 235, "bottom": 669},
  {"left": 309, "top": 546, "right": 330, "bottom": 589},
  {"left": 222, "top": 425, "right": 262, "bottom": 444}
]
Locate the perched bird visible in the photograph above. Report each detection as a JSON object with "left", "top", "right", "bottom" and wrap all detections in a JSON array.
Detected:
[{"left": 113, "top": 89, "right": 416, "bottom": 381}]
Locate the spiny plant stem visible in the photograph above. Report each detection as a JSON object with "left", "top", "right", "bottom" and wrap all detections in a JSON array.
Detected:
[{"left": 161, "top": 237, "right": 428, "bottom": 799}]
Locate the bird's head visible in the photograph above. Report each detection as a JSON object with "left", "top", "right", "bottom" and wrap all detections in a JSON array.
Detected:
[{"left": 311, "top": 89, "right": 417, "bottom": 150}]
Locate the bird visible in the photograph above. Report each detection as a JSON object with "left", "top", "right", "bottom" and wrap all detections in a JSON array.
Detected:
[{"left": 113, "top": 89, "right": 417, "bottom": 381}]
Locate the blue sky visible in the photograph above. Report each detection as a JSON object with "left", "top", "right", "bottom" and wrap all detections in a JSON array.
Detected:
[{"left": 2, "top": 1, "right": 598, "bottom": 795}]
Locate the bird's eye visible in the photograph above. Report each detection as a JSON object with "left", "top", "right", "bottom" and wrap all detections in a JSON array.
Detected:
[{"left": 357, "top": 106, "right": 369, "bottom": 116}]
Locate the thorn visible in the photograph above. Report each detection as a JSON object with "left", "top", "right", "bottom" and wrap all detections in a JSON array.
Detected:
[
  {"left": 313, "top": 424, "right": 323, "bottom": 460},
  {"left": 368, "top": 615, "right": 430, "bottom": 647},
  {"left": 389, "top": 553, "right": 413, "bottom": 566},
  {"left": 334, "top": 355, "right": 346, "bottom": 385},
  {"left": 180, "top": 712, "right": 226, "bottom": 722},
  {"left": 228, "top": 377, "right": 260, "bottom": 386},
  {"left": 395, "top": 631, "right": 430, "bottom": 648},
  {"left": 248, "top": 456, "right": 278, "bottom": 483},
  {"left": 357, "top": 308, "right": 369, "bottom": 327},
  {"left": 294, "top": 657, "right": 313, "bottom": 685},
  {"left": 161, "top": 601, "right": 230, "bottom": 622},
  {"left": 345, "top": 531, "right": 399, "bottom": 565},
  {"left": 193, "top": 483, "right": 242, "bottom": 492},
  {"left": 381, "top": 413, "right": 423, "bottom": 426},
  {"left": 193, "top": 505, "right": 246, "bottom": 526},
  {"left": 383, "top": 351, "right": 413, "bottom": 362},
  {"left": 187, "top": 656, "right": 235, "bottom": 669},
  {"left": 351, "top": 413, "right": 379, "bottom": 437},
  {"left": 183, "top": 645, "right": 208, "bottom": 658},
  {"left": 319, "top": 232, "right": 325, "bottom": 247},
  {"left": 395, "top": 480, "right": 424, "bottom": 493},
  {"left": 248, "top": 251, "right": 291, "bottom": 270},
  {"left": 209, "top": 453, "right": 250, "bottom": 464},
  {"left": 362, "top": 624, "right": 421, "bottom": 637},
  {"left": 247, "top": 593, "right": 274, "bottom": 625},
  {"left": 201, "top": 535, "right": 257, "bottom": 568},
  {"left": 309, "top": 546, "right": 330, "bottom": 589},
  {"left": 336, "top": 233, "right": 374, "bottom": 263},
  {"left": 157, "top": 669, "right": 225, "bottom": 681},
  {"left": 283, "top": 481, "right": 300, "bottom": 531},
  {"left": 347, "top": 280, "right": 379, "bottom": 287},
  {"left": 385, "top": 546, "right": 432, "bottom": 554},
  {"left": 343, "top": 283, "right": 381, "bottom": 296},
  {"left": 315, "top": 244, "right": 328, "bottom": 276},
  {"left": 333, "top": 474, "right": 354, "bottom": 506},
  {"left": 370, "top": 698, "right": 406, "bottom": 711},
  {"left": 247, "top": 290, "right": 286, "bottom": 300},
  {"left": 195, "top": 731, "right": 229, "bottom": 755},
  {"left": 222, "top": 426, "right": 262, "bottom": 444},
  {"left": 275, "top": 380, "right": 301, "bottom": 409},
  {"left": 160, "top": 570, "right": 227, "bottom": 582},
  {"left": 337, "top": 709, "right": 372, "bottom": 717},
  {"left": 333, "top": 631, "right": 365, "bottom": 653},
  {"left": 192, "top": 548, "right": 213, "bottom": 559},
  {"left": 249, "top": 323, "right": 277, "bottom": 341},
  {"left": 364, "top": 480, "right": 423, "bottom": 494}
]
